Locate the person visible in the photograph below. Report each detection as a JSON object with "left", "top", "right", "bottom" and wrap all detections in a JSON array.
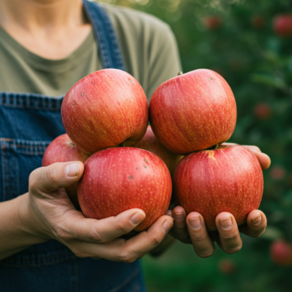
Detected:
[{"left": 0, "top": 0, "right": 270, "bottom": 291}]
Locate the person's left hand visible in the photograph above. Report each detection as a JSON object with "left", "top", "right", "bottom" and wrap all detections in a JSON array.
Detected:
[{"left": 168, "top": 144, "right": 270, "bottom": 257}]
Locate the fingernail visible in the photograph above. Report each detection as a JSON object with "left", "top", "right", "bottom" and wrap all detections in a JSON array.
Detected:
[
  {"left": 130, "top": 212, "right": 145, "bottom": 225},
  {"left": 189, "top": 217, "right": 201, "bottom": 230},
  {"left": 251, "top": 214, "right": 262, "bottom": 225},
  {"left": 174, "top": 212, "right": 184, "bottom": 221},
  {"left": 166, "top": 210, "right": 173, "bottom": 217},
  {"left": 219, "top": 217, "right": 233, "bottom": 230},
  {"left": 66, "top": 163, "right": 79, "bottom": 177},
  {"left": 162, "top": 220, "right": 173, "bottom": 233}
]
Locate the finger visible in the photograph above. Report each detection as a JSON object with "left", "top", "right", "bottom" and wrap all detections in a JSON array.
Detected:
[
  {"left": 172, "top": 206, "right": 191, "bottom": 243},
  {"left": 215, "top": 212, "right": 242, "bottom": 254},
  {"left": 29, "top": 162, "right": 84, "bottom": 193},
  {"left": 67, "top": 215, "right": 173, "bottom": 262},
  {"left": 242, "top": 146, "right": 271, "bottom": 170},
  {"left": 59, "top": 208, "right": 146, "bottom": 243},
  {"left": 186, "top": 212, "right": 215, "bottom": 257},
  {"left": 239, "top": 210, "right": 267, "bottom": 238},
  {"left": 222, "top": 143, "right": 271, "bottom": 170},
  {"left": 252, "top": 152, "right": 271, "bottom": 170},
  {"left": 166, "top": 210, "right": 173, "bottom": 216},
  {"left": 116, "top": 215, "right": 173, "bottom": 262}
]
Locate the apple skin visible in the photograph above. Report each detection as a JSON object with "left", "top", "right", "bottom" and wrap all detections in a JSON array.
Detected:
[
  {"left": 218, "top": 259, "right": 236, "bottom": 274},
  {"left": 42, "top": 134, "right": 90, "bottom": 208},
  {"left": 173, "top": 145, "right": 263, "bottom": 231},
  {"left": 149, "top": 69, "right": 237, "bottom": 155},
  {"left": 270, "top": 165, "right": 286, "bottom": 180},
  {"left": 61, "top": 69, "right": 148, "bottom": 155},
  {"left": 134, "top": 125, "right": 184, "bottom": 175},
  {"left": 251, "top": 16, "right": 265, "bottom": 29},
  {"left": 273, "top": 14, "right": 292, "bottom": 37},
  {"left": 77, "top": 147, "right": 172, "bottom": 231},
  {"left": 270, "top": 239, "right": 292, "bottom": 266},
  {"left": 202, "top": 16, "right": 222, "bottom": 30},
  {"left": 254, "top": 103, "right": 271, "bottom": 120}
]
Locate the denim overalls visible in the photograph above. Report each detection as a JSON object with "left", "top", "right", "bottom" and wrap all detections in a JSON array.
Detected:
[{"left": 0, "top": 1, "right": 146, "bottom": 291}]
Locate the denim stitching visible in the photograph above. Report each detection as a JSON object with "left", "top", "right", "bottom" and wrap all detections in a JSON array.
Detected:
[
  {"left": 0, "top": 92, "right": 64, "bottom": 110},
  {"left": 1, "top": 143, "right": 6, "bottom": 201},
  {"left": 100, "top": 4, "right": 125, "bottom": 70},
  {"left": 84, "top": 1, "right": 111, "bottom": 68},
  {"left": 83, "top": 0, "right": 125, "bottom": 70},
  {"left": 0, "top": 252, "right": 78, "bottom": 267}
]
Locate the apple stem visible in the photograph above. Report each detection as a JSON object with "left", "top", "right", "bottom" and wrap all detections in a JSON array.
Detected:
[
  {"left": 178, "top": 71, "right": 183, "bottom": 76},
  {"left": 215, "top": 144, "right": 220, "bottom": 150}
]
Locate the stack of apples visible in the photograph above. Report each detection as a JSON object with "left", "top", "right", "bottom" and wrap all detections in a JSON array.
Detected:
[{"left": 43, "top": 68, "right": 264, "bottom": 231}]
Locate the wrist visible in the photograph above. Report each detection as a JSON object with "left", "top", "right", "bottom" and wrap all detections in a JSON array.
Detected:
[{"left": 17, "top": 193, "right": 48, "bottom": 244}]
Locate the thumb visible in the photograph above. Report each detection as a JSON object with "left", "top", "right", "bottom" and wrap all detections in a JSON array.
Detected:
[{"left": 29, "top": 162, "right": 84, "bottom": 193}]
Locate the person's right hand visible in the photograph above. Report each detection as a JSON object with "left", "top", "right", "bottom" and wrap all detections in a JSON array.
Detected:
[{"left": 20, "top": 161, "right": 173, "bottom": 263}]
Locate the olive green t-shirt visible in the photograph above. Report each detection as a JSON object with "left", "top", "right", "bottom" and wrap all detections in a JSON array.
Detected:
[{"left": 0, "top": 3, "right": 181, "bottom": 101}]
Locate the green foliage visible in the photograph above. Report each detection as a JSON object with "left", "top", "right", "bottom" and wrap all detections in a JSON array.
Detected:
[{"left": 102, "top": 0, "right": 292, "bottom": 290}]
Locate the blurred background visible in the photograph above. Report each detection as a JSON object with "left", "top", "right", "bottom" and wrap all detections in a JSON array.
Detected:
[{"left": 104, "top": 0, "right": 292, "bottom": 291}]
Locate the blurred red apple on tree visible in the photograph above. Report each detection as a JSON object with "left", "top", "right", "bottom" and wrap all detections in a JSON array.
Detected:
[
  {"left": 134, "top": 125, "right": 183, "bottom": 175},
  {"left": 149, "top": 69, "right": 237, "bottom": 155},
  {"left": 254, "top": 103, "right": 272, "bottom": 120},
  {"left": 202, "top": 16, "right": 222, "bottom": 30},
  {"left": 273, "top": 14, "right": 292, "bottom": 37},
  {"left": 270, "top": 165, "right": 286, "bottom": 180},
  {"left": 42, "top": 134, "right": 90, "bottom": 208},
  {"left": 252, "top": 16, "right": 265, "bottom": 29},
  {"left": 173, "top": 145, "right": 263, "bottom": 231},
  {"left": 270, "top": 239, "right": 292, "bottom": 266},
  {"left": 218, "top": 259, "right": 236, "bottom": 274},
  {"left": 61, "top": 69, "right": 148, "bottom": 154},
  {"left": 77, "top": 147, "right": 172, "bottom": 231}
]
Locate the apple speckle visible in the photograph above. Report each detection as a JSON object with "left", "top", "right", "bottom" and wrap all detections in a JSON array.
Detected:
[
  {"left": 81, "top": 92, "right": 84, "bottom": 96},
  {"left": 144, "top": 159, "right": 148, "bottom": 163},
  {"left": 143, "top": 165, "right": 147, "bottom": 169},
  {"left": 129, "top": 175, "right": 133, "bottom": 179},
  {"left": 208, "top": 151, "right": 215, "bottom": 160}
]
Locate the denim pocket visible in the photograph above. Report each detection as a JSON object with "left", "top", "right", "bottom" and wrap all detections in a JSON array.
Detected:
[{"left": 0, "top": 138, "right": 49, "bottom": 201}]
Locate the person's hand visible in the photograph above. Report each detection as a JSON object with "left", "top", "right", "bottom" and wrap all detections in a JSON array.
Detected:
[
  {"left": 169, "top": 144, "right": 270, "bottom": 257},
  {"left": 20, "top": 162, "right": 173, "bottom": 263}
]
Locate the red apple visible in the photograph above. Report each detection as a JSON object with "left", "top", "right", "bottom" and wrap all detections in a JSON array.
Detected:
[
  {"left": 149, "top": 69, "right": 237, "bottom": 154},
  {"left": 61, "top": 69, "right": 148, "bottom": 155},
  {"left": 270, "top": 166, "right": 286, "bottom": 180},
  {"left": 218, "top": 259, "right": 236, "bottom": 274},
  {"left": 202, "top": 16, "right": 222, "bottom": 30},
  {"left": 173, "top": 145, "right": 263, "bottom": 231},
  {"left": 252, "top": 16, "right": 265, "bottom": 29},
  {"left": 270, "top": 239, "right": 292, "bottom": 266},
  {"left": 134, "top": 125, "right": 184, "bottom": 175},
  {"left": 254, "top": 103, "right": 272, "bottom": 120},
  {"left": 42, "top": 134, "right": 90, "bottom": 208},
  {"left": 273, "top": 14, "right": 292, "bottom": 37},
  {"left": 77, "top": 147, "right": 172, "bottom": 231}
]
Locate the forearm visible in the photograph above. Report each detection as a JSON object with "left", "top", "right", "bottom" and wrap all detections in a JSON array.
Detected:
[{"left": 0, "top": 193, "right": 46, "bottom": 260}]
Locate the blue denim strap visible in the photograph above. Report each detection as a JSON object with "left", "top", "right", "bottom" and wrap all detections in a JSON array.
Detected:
[{"left": 83, "top": 0, "right": 125, "bottom": 70}]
